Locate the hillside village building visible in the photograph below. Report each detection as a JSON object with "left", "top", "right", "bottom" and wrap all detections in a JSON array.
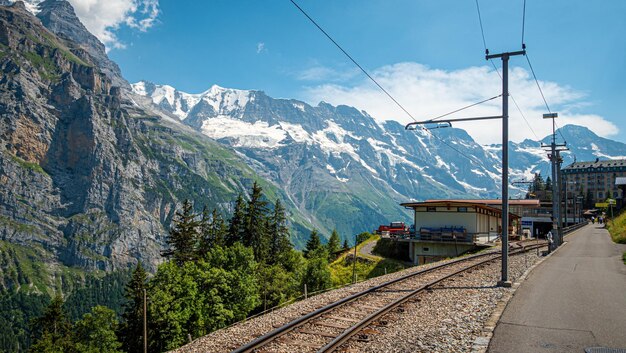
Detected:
[{"left": 562, "top": 159, "right": 626, "bottom": 212}]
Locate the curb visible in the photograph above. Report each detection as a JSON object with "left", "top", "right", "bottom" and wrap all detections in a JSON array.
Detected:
[{"left": 469, "top": 228, "right": 583, "bottom": 353}]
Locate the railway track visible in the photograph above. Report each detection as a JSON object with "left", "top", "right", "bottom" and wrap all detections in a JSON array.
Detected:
[{"left": 231, "top": 241, "right": 547, "bottom": 353}]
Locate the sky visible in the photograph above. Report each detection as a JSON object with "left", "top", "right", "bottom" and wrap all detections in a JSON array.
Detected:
[{"left": 50, "top": 0, "right": 626, "bottom": 145}]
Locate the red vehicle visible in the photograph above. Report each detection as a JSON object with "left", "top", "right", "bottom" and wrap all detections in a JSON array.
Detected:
[{"left": 376, "top": 221, "right": 409, "bottom": 236}]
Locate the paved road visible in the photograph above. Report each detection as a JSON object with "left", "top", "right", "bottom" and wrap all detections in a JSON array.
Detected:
[{"left": 488, "top": 224, "right": 626, "bottom": 353}]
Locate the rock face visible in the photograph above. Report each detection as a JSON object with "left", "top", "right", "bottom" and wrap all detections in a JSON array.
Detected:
[{"left": 0, "top": 2, "right": 304, "bottom": 272}]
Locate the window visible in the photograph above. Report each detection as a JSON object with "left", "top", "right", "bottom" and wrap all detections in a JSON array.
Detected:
[
  {"left": 458, "top": 207, "right": 468, "bottom": 212},
  {"left": 426, "top": 206, "right": 436, "bottom": 212}
]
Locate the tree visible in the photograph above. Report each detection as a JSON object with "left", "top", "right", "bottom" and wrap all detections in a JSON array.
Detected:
[
  {"left": 301, "top": 249, "right": 331, "bottom": 293},
  {"left": 303, "top": 229, "right": 323, "bottom": 259},
  {"left": 268, "top": 199, "right": 292, "bottom": 265},
  {"left": 356, "top": 232, "right": 371, "bottom": 245},
  {"left": 342, "top": 238, "right": 350, "bottom": 251},
  {"left": 162, "top": 199, "right": 200, "bottom": 265},
  {"left": 118, "top": 263, "right": 147, "bottom": 353},
  {"left": 199, "top": 207, "right": 228, "bottom": 256},
  {"left": 227, "top": 194, "right": 247, "bottom": 246},
  {"left": 545, "top": 176, "right": 553, "bottom": 191},
  {"left": 29, "top": 295, "right": 74, "bottom": 353},
  {"left": 148, "top": 244, "right": 260, "bottom": 352},
  {"left": 326, "top": 229, "right": 341, "bottom": 260},
  {"left": 243, "top": 182, "right": 270, "bottom": 262},
  {"left": 73, "top": 306, "right": 123, "bottom": 353}
]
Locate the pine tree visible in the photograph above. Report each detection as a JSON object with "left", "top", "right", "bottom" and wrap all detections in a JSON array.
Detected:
[
  {"left": 326, "top": 229, "right": 341, "bottom": 260},
  {"left": 545, "top": 176, "right": 553, "bottom": 191},
  {"left": 29, "top": 295, "right": 74, "bottom": 352},
  {"left": 268, "top": 199, "right": 292, "bottom": 265},
  {"left": 227, "top": 194, "right": 247, "bottom": 246},
  {"left": 118, "top": 263, "right": 148, "bottom": 353},
  {"left": 304, "top": 229, "right": 323, "bottom": 259},
  {"left": 199, "top": 207, "right": 228, "bottom": 256},
  {"left": 162, "top": 199, "right": 200, "bottom": 265},
  {"left": 342, "top": 238, "right": 350, "bottom": 251},
  {"left": 244, "top": 182, "right": 270, "bottom": 262}
]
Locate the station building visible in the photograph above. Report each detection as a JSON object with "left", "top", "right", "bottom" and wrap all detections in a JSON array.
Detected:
[{"left": 398, "top": 200, "right": 523, "bottom": 265}]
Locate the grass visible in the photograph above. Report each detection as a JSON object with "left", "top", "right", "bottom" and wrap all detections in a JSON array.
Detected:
[
  {"left": 9, "top": 154, "right": 48, "bottom": 176},
  {"left": 329, "top": 234, "right": 408, "bottom": 286},
  {"left": 623, "top": 252, "right": 626, "bottom": 265},
  {"left": 607, "top": 210, "right": 626, "bottom": 244}
]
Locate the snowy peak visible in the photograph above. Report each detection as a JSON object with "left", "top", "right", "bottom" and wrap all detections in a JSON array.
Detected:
[{"left": 131, "top": 81, "right": 252, "bottom": 120}]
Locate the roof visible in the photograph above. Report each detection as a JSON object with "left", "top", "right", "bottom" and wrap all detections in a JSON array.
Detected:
[
  {"left": 617, "top": 177, "right": 626, "bottom": 186},
  {"left": 563, "top": 158, "right": 626, "bottom": 171},
  {"left": 400, "top": 200, "right": 521, "bottom": 219},
  {"left": 425, "top": 199, "right": 540, "bottom": 207}
]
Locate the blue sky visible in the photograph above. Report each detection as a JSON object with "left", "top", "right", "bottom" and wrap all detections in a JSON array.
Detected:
[{"left": 103, "top": 0, "right": 625, "bottom": 145}]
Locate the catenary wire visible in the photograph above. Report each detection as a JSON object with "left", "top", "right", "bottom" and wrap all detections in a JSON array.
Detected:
[
  {"left": 475, "top": 0, "right": 488, "bottom": 53},
  {"left": 521, "top": 0, "right": 527, "bottom": 47},
  {"left": 430, "top": 95, "right": 502, "bottom": 121},
  {"left": 289, "top": 0, "right": 489, "bottom": 163},
  {"left": 489, "top": 60, "right": 539, "bottom": 140},
  {"left": 525, "top": 53, "right": 551, "bottom": 113}
]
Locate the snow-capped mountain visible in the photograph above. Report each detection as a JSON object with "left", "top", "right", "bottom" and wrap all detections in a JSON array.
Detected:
[{"left": 133, "top": 81, "right": 626, "bottom": 235}]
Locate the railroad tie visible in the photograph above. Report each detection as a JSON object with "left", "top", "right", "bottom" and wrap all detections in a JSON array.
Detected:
[{"left": 297, "top": 329, "right": 338, "bottom": 338}]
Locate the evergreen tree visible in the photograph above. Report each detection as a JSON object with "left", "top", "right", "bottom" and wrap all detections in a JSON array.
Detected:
[
  {"left": 162, "top": 199, "right": 200, "bottom": 265},
  {"left": 304, "top": 229, "right": 323, "bottom": 259},
  {"left": 342, "top": 238, "right": 350, "bottom": 251},
  {"left": 199, "top": 207, "right": 228, "bottom": 256},
  {"left": 268, "top": 199, "right": 292, "bottom": 265},
  {"left": 244, "top": 182, "right": 270, "bottom": 262},
  {"left": 227, "top": 194, "right": 247, "bottom": 246},
  {"left": 118, "top": 263, "right": 148, "bottom": 353},
  {"left": 326, "top": 229, "right": 341, "bottom": 260},
  {"left": 545, "top": 176, "right": 553, "bottom": 191},
  {"left": 73, "top": 306, "right": 123, "bottom": 353},
  {"left": 29, "top": 295, "right": 74, "bottom": 353}
]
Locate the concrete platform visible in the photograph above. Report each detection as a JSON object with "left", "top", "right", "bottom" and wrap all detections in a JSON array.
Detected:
[{"left": 488, "top": 224, "right": 626, "bottom": 352}]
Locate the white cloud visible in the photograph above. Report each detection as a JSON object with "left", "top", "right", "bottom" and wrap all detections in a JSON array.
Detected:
[
  {"left": 301, "top": 62, "right": 619, "bottom": 145},
  {"left": 15, "top": 0, "right": 159, "bottom": 50},
  {"left": 69, "top": 0, "right": 159, "bottom": 50},
  {"left": 256, "top": 42, "right": 266, "bottom": 54}
]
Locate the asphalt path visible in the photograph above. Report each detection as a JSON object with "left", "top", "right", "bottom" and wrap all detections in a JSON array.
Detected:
[{"left": 488, "top": 224, "right": 626, "bottom": 353}]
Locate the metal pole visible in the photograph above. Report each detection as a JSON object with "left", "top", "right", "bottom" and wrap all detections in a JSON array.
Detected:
[
  {"left": 499, "top": 53, "right": 511, "bottom": 287},
  {"left": 352, "top": 235, "right": 357, "bottom": 284},
  {"left": 550, "top": 132, "right": 558, "bottom": 250},
  {"left": 143, "top": 288, "right": 147, "bottom": 353},
  {"left": 559, "top": 173, "right": 569, "bottom": 227},
  {"left": 557, "top": 151, "right": 564, "bottom": 245}
]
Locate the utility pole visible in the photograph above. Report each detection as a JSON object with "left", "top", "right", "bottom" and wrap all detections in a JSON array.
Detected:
[
  {"left": 542, "top": 113, "right": 567, "bottom": 250},
  {"left": 143, "top": 288, "right": 148, "bottom": 353},
  {"left": 406, "top": 49, "right": 525, "bottom": 287},
  {"left": 487, "top": 50, "right": 526, "bottom": 287}
]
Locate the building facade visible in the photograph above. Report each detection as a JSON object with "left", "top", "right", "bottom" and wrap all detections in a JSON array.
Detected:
[{"left": 562, "top": 159, "right": 626, "bottom": 212}]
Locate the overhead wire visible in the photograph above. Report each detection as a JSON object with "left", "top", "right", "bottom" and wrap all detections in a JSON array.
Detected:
[
  {"left": 430, "top": 95, "right": 502, "bottom": 121},
  {"left": 475, "top": 0, "right": 539, "bottom": 141},
  {"left": 521, "top": 0, "right": 526, "bottom": 47},
  {"left": 475, "top": 0, "right": 488, "bottom": 53},
  {"left": 288, "top": 0, "right": 489, "bottom": 163}
]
